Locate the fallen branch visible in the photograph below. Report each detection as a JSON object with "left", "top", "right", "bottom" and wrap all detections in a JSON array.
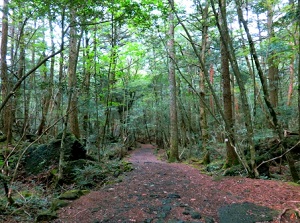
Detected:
[{"left": 256, "top": 140, "right": 300, "bottom": 170}]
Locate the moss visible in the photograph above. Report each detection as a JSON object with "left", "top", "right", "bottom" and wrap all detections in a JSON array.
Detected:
[
  {"left": 121, "top": 161, "right": 134, "bottom": 172},
  {"left": 58, "top": 189, "right": 84, "bottom": 200},
  {"left": 35, "top": 210, "right": 57, "bottom": 222},
  {"left": 24, "top": 132, "right": 86, "bottom": 176},
  {"left": 50, "top": 199, "right": 69, "bottom": 211},
  {"left": 287, "top": 182, "right": 300, "bottom": 186},
  {"left": 223, "top": 164, "right": 244, "bottom": 176}
]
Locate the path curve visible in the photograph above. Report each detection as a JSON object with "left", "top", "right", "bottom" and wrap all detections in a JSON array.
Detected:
[{"left": 54, "top": 144, "right": 300, "bottom": 223}]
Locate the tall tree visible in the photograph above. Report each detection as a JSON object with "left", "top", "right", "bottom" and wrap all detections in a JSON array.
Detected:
[
  {"left": 198, "top": 1, "right": 210, "bottom": 164},
  {"left": 1, "top": 0, "right": 13, "bottom": 143},
  {"left": 266, "top": 1, "right": 279, "bottom": 108},
  {"left": 68, "top": 8, "right": 81, "bottom": 139},
  {"left": 235, "top": 0, "right": 299, "bottom": 182},
  {"left": 211, "top": 0, "right": 257, "bottom": 176},
  {"left": 168, "top": 0, "right": 179, "bottom": 162},
  {"left": 220, "top": 0, "right": 238, "bottom": 167}
]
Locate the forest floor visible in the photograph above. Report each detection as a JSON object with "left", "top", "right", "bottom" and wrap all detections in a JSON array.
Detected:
[{"left": 53, "top": 144, "right": 300, "bottom": 223}]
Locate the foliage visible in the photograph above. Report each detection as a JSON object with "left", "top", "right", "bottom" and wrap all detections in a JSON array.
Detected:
[
  {"left": 1, "top": 1, "right": 300, "bottom": 221},
  {"left": 0, "top": 185, "right": 51, "bottom": 222}
]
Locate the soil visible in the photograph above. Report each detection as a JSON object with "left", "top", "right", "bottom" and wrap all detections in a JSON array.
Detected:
[{"left": 53, "top": 144, "right": 300, "bottom": 223}]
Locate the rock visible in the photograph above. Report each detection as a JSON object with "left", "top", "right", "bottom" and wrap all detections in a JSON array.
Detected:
[
  {"left": 218, "top": 202, "right": 277, "bottom": 223},
  {"left": 191, "top": 212, "right": 201, "bottom": 219},
  {"left": 167, "top": 193, "right": 181, "bottom": 198},
  {"left": 162, "top": 205, "right": 172, "bottom": 211},
  {"left": 150, "top": 194, "right": 160, "bottom": 198},
  {"left": 24, "top": 132, "right": 86, "bottom": 175},
  {"left": 182, "top": 210, "right": 190, "bottom": 215}
]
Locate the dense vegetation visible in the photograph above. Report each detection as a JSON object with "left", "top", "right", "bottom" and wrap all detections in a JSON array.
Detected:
[{"left": 0, "top": 0, "right": 300, "bottom": 221}]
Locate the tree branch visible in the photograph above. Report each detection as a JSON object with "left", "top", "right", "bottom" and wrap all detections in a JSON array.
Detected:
[
  {"left": 0, "top": 47, "right": 64, "bottom": 113},
  {"left": 256, "top": 140, "right": 300, "bottom": 170}
]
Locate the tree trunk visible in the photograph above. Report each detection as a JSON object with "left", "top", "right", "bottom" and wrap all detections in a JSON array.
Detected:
[
  {"left": 235, "top": 0, "right": 299, "bottom": 182},
  {"left": 267, "top": 5, "right": 279, "bottom": 108},
  {"left": 199, "top": 2, "right": 210, "bottom": 164},
  {"left": 1, "top": 0, "right": 13, "bottom": 143},
  {"left": 220, "top": 0, "right": 238, "bottom": 167},
  {"left": 0, "top": 0, "right": 14, "bottom": 205},
  {"left": 287, "top": 55, "right": 294, "bottom": 106},
  {"left": 68, "top": 9, "right": 80, "bottom": 139},
  {"left": 211, "top": 0, "right": 257, "bottom": 177},
  {"left": 168, "top": 0, "right": 179, "bottom": 162},
  {"left": 82, "top": 30, "right": 91, "bottom": 138},
  {"left": 37, "top": 20, "right": 55, "bottom": 136}
]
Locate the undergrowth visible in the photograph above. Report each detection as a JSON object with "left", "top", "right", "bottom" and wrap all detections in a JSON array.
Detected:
[{"left": 0, "top": 144, "right": 134, "bottom": 223}]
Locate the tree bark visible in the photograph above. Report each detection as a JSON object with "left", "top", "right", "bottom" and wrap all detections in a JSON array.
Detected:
[
  {"left": 68, "top": 9, "right": 81, "bottom": 139},
  {"left": 168, "top": 0, "right": 179, "bottom": 162},
  {"left": 235, "top": 0, "right": 299, "bottom": 182},
  {"left": 287, "top": 55, "right": 294, "bottom": 106},
  {"left": 267, "top": 4, "right": 279, "bottom": 108},
  {"left": 199, "top": 2, "right": 210, "bottom": 164},
  {"left": 220, "top": 0, "right": 238, "bottom": 167},
  {"left": 211, "top": 0, "right": 257, "bottom": 177},
  {"left": 82, "top": 30, "right": 91, "bottom": 138},
  {"left": 1, "top": 0, "right": 13, "bottom": 143}
]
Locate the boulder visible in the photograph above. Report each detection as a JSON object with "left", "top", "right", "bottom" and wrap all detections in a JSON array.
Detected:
[{"left": 24, "top": 132, "right": 86, "bottom": 175}]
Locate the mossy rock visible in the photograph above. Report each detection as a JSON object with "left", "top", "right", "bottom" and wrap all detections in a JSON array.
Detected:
[
  {"left": 35, "top": 210, "right": 57, "bottom": 222},
  {"left": 59, "top": 189, "right": 85, "bottom": 200},
  {"left": 50, "top": 199, "right": 69, "bottom": 211},
  {"left": 24, "top": 132, "right": 86, "bottom": 175}
]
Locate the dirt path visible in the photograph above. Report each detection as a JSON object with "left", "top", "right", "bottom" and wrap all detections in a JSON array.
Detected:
[{"left": 54, "top": 144, "right": 300, "bottom": 223}]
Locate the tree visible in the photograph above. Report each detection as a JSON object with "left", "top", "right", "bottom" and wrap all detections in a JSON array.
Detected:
[
  {"left": 219, "top": 0, "right": 238, "bottom": 167},
  {"left": 266, "top": 1, "right": 279, "bottom": 108},
  {"left": 67, "top": 8, "right": 81, "bottom": 139},
  {"left": 167, "top": 0, "right": 179, "bottom": 162},
  {"left": 1, "top": 0, "right": 13, "bottom": 143},
  {"left": 198, "top": 1, "right": 210, "bottom": 164},
  {"left": 235, "top": 0, "right": 299, "bottom": 182}
]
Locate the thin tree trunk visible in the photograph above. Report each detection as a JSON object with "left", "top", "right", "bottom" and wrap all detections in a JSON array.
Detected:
[
  {"left": 55, "top": 8, "right": 66, "bottom": 136},
  {"left": 267, "top": 5, "right": 279, "bottom": 108},
  {"left": 1, "top": 0, "right": 13, "bottom": 143},
  {"left": 0, "top": 0, "right": 14, "bottom": 205},
  {"left": 211, "top": 0, "right": 257, "bottom": 177},
  {"left": 287, "top": 55, "right": 294, "bottom": 106},
  {"left": 209, "top": 65, "right": 215, "bottom": 114},
  {"left": 82, "top": 30, "right": 91, "bottom": 138},
  {"left": 168, "top": 0, "right": 179, "bottom": 162},
  {"left": 235, "top": 0, "right": 299, "bottom": 182},
  {"left": 99, "top": 13, "right": 118, "bottom": 160},
  {"left": 199, "top": 2, "right": 210, "bottom": 164},
  {"left": 68, "top": 9, "right": 80, "bottom": 139},
  {"left": 37, "top": 21, "right": 53, "bottom": 135}
]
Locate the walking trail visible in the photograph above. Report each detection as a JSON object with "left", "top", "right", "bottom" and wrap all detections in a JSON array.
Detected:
[{"left": 54, "top": 144, "right": 300, "bottom": 223}]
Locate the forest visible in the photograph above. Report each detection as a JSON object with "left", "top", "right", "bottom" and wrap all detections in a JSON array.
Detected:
[{"left": 0, "top": 0, "right": 300, "bottom": 222}]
